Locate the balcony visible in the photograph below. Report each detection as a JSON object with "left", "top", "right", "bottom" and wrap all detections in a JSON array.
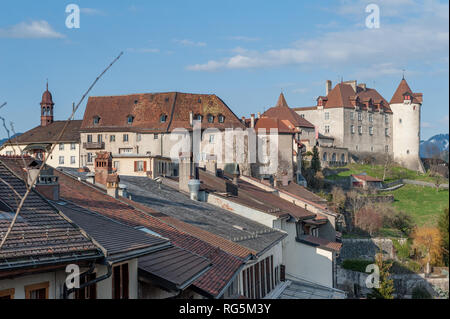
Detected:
[{"left": 83, "top": 142, "right": 105, "bottom": 150}]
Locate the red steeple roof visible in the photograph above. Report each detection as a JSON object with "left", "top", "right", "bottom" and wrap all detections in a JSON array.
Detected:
[{"left": 390, "top": 78, "right": 413, "bottom": 104}]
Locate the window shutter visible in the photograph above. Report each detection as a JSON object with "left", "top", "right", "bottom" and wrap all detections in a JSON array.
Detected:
[
  {"left": 144, "top": 161, "right": 147, "bottom": 172},
  {"left": 134, "top": 161, "right": 137, "bottom": 172}
]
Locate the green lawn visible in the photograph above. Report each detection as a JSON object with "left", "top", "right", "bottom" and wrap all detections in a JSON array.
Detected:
[
  {"left": 326, "top": 163, "right": 437, "bottom": 183},
  {"left": 384, "top": 184, "right": 449, "bottom": 227}
]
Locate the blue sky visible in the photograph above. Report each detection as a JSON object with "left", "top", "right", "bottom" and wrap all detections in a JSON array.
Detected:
[{"left": 0, "top": 0, "right": 448, "bottom": 140}]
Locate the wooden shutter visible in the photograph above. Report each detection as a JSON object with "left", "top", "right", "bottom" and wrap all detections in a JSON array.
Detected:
[
  {"left": 134, "top": 161, "right": 138, "bottom": 172},
  {"left": 144, "top": 161, "right": 147, "bottom": 172}
]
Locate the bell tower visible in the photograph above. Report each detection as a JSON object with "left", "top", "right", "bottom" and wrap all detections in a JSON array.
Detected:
[{"left": 40, "top": 81, "right": 54, "bottom": 126}]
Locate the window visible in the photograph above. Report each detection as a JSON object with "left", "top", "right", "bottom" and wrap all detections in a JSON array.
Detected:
[
  {"left": 369, "top": 113, "right": 373, "bottom": 122},
  {"left": 123, "top": 134, "right": 129, "bottom": 142},
  {"left": 134, "top": 161, "right": 146, "bottom": 172},
  {"left": 300, "top": 114, "right": 305, "bottom": 118},
  {"left": 385, "top": 114, "right": 389, "bottom": 125},
  {"left": 385, "top": 128, "right": 389, "bottom": 136},
  {"left": 5, "top": 151, "right": 12, "bottom": 156},
  {"left": 75, "top": 273, "right": 97, "bottom": 300},
  {"left": 154, "top": 134, "right": 158, "bottom": 139},
  {"left": 110, "top": 135, "right": 116, "bottom": 142},
  {"left": 113, "top": 161, "right": 120, "bottom": 170},
  {"left": 25, "top": 282, "right": 49, "bottom": 299},
  {"left": 311, "top": 228, "right": 319, "bottom": 237},
  {"left": 0, "top": 288, "right": 15, "bottom": 299},
  {"left": 136, "top": 133, "right": 141, "bottom": 142},
  {"left": 97, "top": 134, "right": 103, "bottom": 143},
  {"left": 93, "top": 116, "right": 100, "bottom": 125},
  {"left": 358, "top": 112, "right": 362, "bottom": 121},
  {"left": 356, "top": 145, "right": 359, "bottom": 151},
  {"left": 87, "top": 134, "right": 92, "bottom": 143},
  {"left": 325, "top": 125, "right": 330, "bottom": 134},
  {"left": 70, "top": 156, "right": 76, "bottom": 164},
  {"left": 350, "top": 112, "right": 354, "bottom": 120},
  {"left": 112, "top": 264, "right": 129, "bottom": 299},
  {"left": 341, "top": 154, "right": 345, "bottom": 162},
  {"left": 127, "top": 115, "right": 134, "bottom": 125},
  {"left": 207, "top": 114, "right": 214, "bottom": 123},
  {"left": 59, "top": 156, "right": 64, "bottom": 165},
  {"left": 59, "top": 144, "right": 64, "bottom": 151},
  {"left": 385, "top": 145, "right": 389, "bottom": 153},
  {"left": 160, "top": 114, "right": 167, "bottom": 123},
  {"left": 399, "top": 118, "right": 402, "bottom": 124},
  {"left": 87, "top": 153, "right": 93, "bottom": 163},
  {"left": 358, "top": 126, "right": 362, "bottom": 135},
  {"left": 119, "top": 148, "right": 132, "bottom": 154},
  {"left": 407, "top": 150, "right": 410, "bottom": 154},
  {"left": 351, "top": 125, "right": 355, "bottom": 134},
  {"left": 322, "top": 152, "right": 327, "bottom": 161},
  {"left": 70, "top": 143, "right": 76, "bottom": 150},
  {"left": 371, "top": 146, "right": 374, "bottom": 152},
  {"left": 218, "top": 114, "right": 225, "bottom": 123},
  {"left": 209, "top": 135, "right": 215, "bottom": 144},
  {"left": 369, "top": 126, "right": 373, "bottom": 135},
  {"left": 194, "top": 114, "right": 203, "bottom": 121},
  {"left": 324, "top": 112, "right": 330, "bottom": 120}
]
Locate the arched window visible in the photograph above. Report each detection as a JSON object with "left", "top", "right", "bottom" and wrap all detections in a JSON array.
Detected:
[
  {"left": 127, "top": 115, "right": 134, "bottom": 125},
  {"left": 207, "top": 114, "right": 214, "bottom": 123},
  {"left": 322, "top": 152, "right": 327, "bottom": 161},
  {"left": 332, "top": 153, "right": 337, "bottom": 162},
  {"left": 160, "top": 114, "right": 167, "bottom": 123},
  {"left": 341, "top": 154, "right": 345, "bottom": 163},
  {"left": 218, "top": 114, "right": 225, "bottom": 123},
  {"left": 93, "top": 116, "right": 101, "bottom": 125}
]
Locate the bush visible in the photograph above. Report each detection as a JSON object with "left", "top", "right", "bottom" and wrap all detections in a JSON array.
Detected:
[
  {"left": 392, "top": 239, "right": 411, "bottom": 261},
  {"left": 412, "top": 286, "right": 432, "bottom": 299},
  {"left": 341, "top": 259, "right": 374, "bottom": 272},
  {"left": 355, "top": 205, "right": 384, "bottom": 235}
]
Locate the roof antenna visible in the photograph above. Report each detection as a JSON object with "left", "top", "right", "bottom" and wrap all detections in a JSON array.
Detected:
[
  {"left": 46, "top": 78, "right": 48, "bottom": 91},
  {"left": 402, "top": 69, "right": 406, "bottom": 80}
]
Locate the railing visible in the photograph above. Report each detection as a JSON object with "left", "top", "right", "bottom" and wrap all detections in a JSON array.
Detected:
[{"left": 83, "top": 142, "right": 105, "bottom": 149}]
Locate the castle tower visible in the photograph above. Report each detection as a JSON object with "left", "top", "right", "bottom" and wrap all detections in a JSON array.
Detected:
[
  {"left": 390, "top": 78, "right": 424, "bottom": 173},
  {"left": 40, "top": 81, "right": 54, "bottom": 126}
]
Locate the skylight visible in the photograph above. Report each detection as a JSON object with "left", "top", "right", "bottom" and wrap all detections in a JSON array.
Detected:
[{"left": 135, "top": 226, "right": 163, "bottom": 238}]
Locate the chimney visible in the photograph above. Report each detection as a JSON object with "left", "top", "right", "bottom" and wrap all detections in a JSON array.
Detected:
[
  {"left": 326, "top": 80, "right": 332, "bottom": 96},
  {"left": 282, "top": 174, "right": 289, "bottom": 186},
  {"left": 358, "top": 83, "right": 366, "bottom": 91},
  {"left": 344, "top": 80, "right": 357, "bottom": 92},
  {"left": 205, "top": 154, "right": 217, "bottom": 175},
  {"left": 189, "top": 111, "right": 193, "bottom": 126},
  {"left": 188, "top": 179, "right": 201, "bottom": 201},
  {"left": 257, "top": 112, "right": 261, "bottom": 119},
  {"left": 94, "top": 152, "right": 113, "bottom": 186},
  {"left": 250, "top": 114, "right": 255, "bottom": 128},
  {"left": 34, "top": 167, "right": 60, "bottom": 201},
  {"left": 232, "top": 167, "right": 239, "bottom": 186},
  {"left": 106, "top": 173, "right": 120, "bottom": 198},
  {"left": 178, "top": 152, "right": 192, "bottom": 193}
]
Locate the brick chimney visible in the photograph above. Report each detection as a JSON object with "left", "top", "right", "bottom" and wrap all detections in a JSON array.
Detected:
[
  {"left": 35, "top": 167, "right": 60, "bottom": 201},
  {"left": 106, "top": 173, "right": 120, "bottom": 198},
  {"left": 94, "top": 152, "right": 113, "bottom": 186}
]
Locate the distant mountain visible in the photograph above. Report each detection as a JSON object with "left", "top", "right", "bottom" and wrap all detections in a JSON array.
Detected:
[
  {"left": 0, "top": 133, "right": 22, "bottom": 147},
  {"left": 420, "top": 133, "right": 449, "bottom": 160}
]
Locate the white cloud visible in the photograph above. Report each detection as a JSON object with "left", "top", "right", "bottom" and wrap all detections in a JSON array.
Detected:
[
  {"left": 80, "top": 8, "right": 106, "bottom": 16},
  {"left": 0, "top": 20, "right": 65, "bottom": 39},
  {"left": 127, "top": 48, "right": 160, "bottom": 53},
  {"left": 187, "top": 0, "right": 448, "bottom": 72},
  {"left": 227, "top": 36, "right": 261, "bottom": 42},
  {"left": 173, "top": 39, "right": 206, "bottom": 47}
]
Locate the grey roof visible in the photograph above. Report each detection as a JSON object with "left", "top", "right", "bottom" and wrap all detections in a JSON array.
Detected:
[
  {"left": 120, "top": 176, "right": 286, "bottom": 256},
  {"left": 139, "top": 246, "right": 212, "bottom": 290},
  {"left": 272, "top": 280, "right": 346, "bottom": 299},
  {"left": 52, "top": 201, "right": 170, "bottom": 262}
]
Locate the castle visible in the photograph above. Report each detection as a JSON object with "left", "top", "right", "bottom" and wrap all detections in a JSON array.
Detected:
[{"left": 293, "top": 78, "right": 424, "bottom": 172}]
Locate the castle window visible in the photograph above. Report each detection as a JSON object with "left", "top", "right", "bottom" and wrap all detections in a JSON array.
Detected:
[
  {"left": 207, "top": 114, "right": 214, "bottom": 123},
  {"left": 325, "top": 125, "right": 330, "bottom": 134},
  {"left": 71, "top": 143, "right": 76, "bottom": 150},
  {"left": 351, "top": 125, "right": 355, "bottom": 134},
  {"left": 356, "top": 145, "right": 359, "bottom": 151},
  {"left": 71, "top": 156, "right": 76, "bottom": 164},
  {"left": 399, "top": 118, "right": 402, "bottom": 124},
  {"left": 385, "top": 115, "right": 389, "bottom": 125},
  {"left": 369, "top": 114, "right": 373, "bottom": 122},
  {"left": 59, "top": 144, "right": 64, "bottom": 151},
  {"left": 154, "top": 134, "right": 158, "bottom": 139},
  {"left": 160, "top": 114, "right": 167, "bottom": 123},
  {"left": 322, "top": 152, "right": 327, "bottom": 161},
  {"left": 110, "top": 135, "right": 116, "bottom": 142},
  {"left": 209, "top": 135, "right": 215, "bottom": 144},
  {"left": 358, "top": 112, "right": 362, "bottom": 121},
  {"left": 369, "top": 126, "right": 373, "bottom": 135},
  {"left": 385, "top": 145, "right": 389, "bottom": 153},
  {"left": 385, "top": 128, "right": 389, "bottom": 136},
  {"left": 407, "top": 150, "right": 410, "bottom": 155},
  {"left": 341, "top": 154, "right": 345, "bottom": 162},
  {"left": 350, "top": 112, "right": 354, "bottom": 120},
  {"left": 324, "top": 112, "right": 330, "bottom": 120},
  {"left": 127, "top": 115, "right": 134, "bottom": 125},
  {"left": 59, "top": 156, "right": 64, "bottom": 165},
  {"left": 358, "top": 126, "right": 362, "bottom": 135},
  {"left": 123, "top": 134, "right": 129, "bottom": 142},
  {"left": 93, "top": 116, "right": 100, "bottom": 125},
  {"left": 218, "top": 114, "right": 225, "bottom": 123},
  {"left": 332, "top": 153, "right": 336, "bottom": 162}
]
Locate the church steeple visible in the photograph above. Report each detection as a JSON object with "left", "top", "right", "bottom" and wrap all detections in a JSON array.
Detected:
[{"left": 40, "top": 80, "right": 54, "bottom": 126}]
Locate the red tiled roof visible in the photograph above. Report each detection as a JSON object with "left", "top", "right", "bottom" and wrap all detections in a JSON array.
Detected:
[
  {"left": 81, "top": 92, "right": 245, "bottom": 133},
  {"left": 297, "top": 235, "right": 342, "bottom": 252},
  {"left": 263, "top": 93, "right": 315, "bottom": 129},
  {"left": 252, "top": 117, "right": 298, "bottom": 134},
  {"left": 0, "top": 157, "right": 243, "bottom": 298},
  {"left": 390, "top": 78, "right": 422, "bottom": 104}
]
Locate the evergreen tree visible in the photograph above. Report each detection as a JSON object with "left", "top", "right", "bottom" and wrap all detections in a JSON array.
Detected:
[{"left": 311, "top": 145, "right": 321, "bottom": 173}]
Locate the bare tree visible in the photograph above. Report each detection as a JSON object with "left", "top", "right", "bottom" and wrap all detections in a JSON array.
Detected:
[
  {"left": 0, "top": 52, "right": 123, "bottom": 250},
  {"left": 346, "top": 190, "right": 366, "bottom": 232},
  {"left": 382, "top": 153, "right": 393, "bottom": 182}
]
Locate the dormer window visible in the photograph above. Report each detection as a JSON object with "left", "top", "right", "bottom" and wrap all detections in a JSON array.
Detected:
[
  {"left": 218, "top": 114, "right": 225, "bottom": 123},
  {"left": 127, "top": 115, "right": 134, "bottom": 125},
  {"left": 160, "top": 114, "right": 167, "bottom": 123},
  {"left": 93, "top": 116, "right": 100, "bottom": 125},
  {"left": 194, "top": 114, "right": 203, "bottom": 122},
  {"left": 207, "top": 114, "right": 214, "bottom": 123}
]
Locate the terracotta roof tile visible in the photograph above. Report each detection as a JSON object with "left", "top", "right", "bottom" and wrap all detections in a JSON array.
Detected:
[{"left": 263, "top": 94, "right": 315, "bottom": 128}]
